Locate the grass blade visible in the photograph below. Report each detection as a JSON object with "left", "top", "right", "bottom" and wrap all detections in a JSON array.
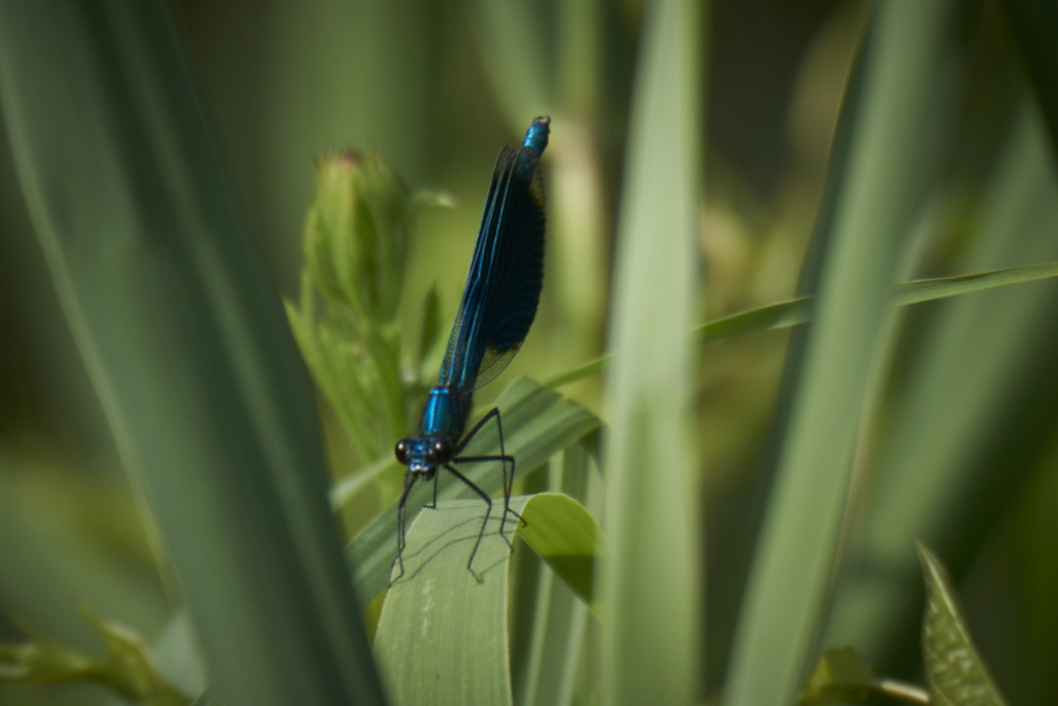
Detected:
[
  {"left": 0, "top": 3, "right": 384, "bottom": 703},
  {"left": 599, "top": 0, "right": 705, "bottom": 704},
  {"left": 548, "top": 260, "right": 1058, "bottom": 389},
  {"left": 824, "top": 102, "right": 1058, "bottom": 669},
  {"left": 724, "top": 1, "right": 961, "bottom": 703}
]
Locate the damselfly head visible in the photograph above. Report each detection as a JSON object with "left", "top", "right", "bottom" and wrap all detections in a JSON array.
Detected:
[{"left": 395, "top": 436, "right": 453, "bottom": 476}]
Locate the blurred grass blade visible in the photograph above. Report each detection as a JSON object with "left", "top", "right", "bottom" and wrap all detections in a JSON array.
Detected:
[
  {"left": 151, "top": 610, "right": 207, "bottom": 697},
  {"left": 0, "top": 605, "right": 190, "bottom": 704},
  {"left": 330, "top": 455, "right": 400, "bottom": 511},
  {"left": 546, "top": 355, "right": 609, "bottom": 389},
  {"left": 699, "top": 261, "right": 1058, "bottom": 341},
  {"left": 895, "top": 261, "right": 1058, "bottom": 303},
  {"left": 723, "top": 2, "right": 960, "bottom": 704},
  {"left": 917, "top": 545, "right": 1009, "bottom": 706},
  {"left": 347, "top": 377, "right": 600, "bottom": 601},
  {"left": 823, "top": 102, "right": 1058, "bottom": 667},
  {"left": 374, "top": 496, "right": 533, "bottom": 706},
  {"left": 0, "top": 465, "right": 168, "bottom": 654},
  {"left": 467, "top": 0, "right": 553, "bottom": 125},
  {"left": 0, "top": 3, "right": 384, "bottom": 704},
  {"left": 548, "top": 260, "right": 1058, "bottom": 389},
  {"left": 599, "top": 0, "right": 705, "bottom": 705}
]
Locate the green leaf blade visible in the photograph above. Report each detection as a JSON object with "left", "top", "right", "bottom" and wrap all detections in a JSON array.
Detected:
[
  {"left": 724, "top": 2, "right": 964, "bottom": 703},
  {"left": 918, "top": 544, "right": 1009, "bottom": 706},
  {"left": 598, "top": 0, "right": 705, "bottom": 704},
  {"left": 374, "top": 497, "right": 532, "bottom": 706},
  {"left": 374, "top": 491, "right": 604, "bottom": 706},
  {"left": 0, "top": 4, "right": 385, "bottom": 704},
  {"left": 516, "top": 492, "right": 604, "bottom": 615}
]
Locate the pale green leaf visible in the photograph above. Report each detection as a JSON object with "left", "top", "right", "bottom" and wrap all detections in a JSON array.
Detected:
[
  {"left": 374, "top": 497, "right": 532, "bottom": 706},
  {"left": 598, "top": 0, "right": 704, "bottom": 704},
  {"left": 516, "top": 492, "right": 604, "bottom": 616},
  {"left": 374, "top": 490, "right": 603, "bottom": 706}
]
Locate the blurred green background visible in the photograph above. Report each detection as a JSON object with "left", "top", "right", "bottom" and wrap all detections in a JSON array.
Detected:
[{"left": 1, "top": 0, "right": 1056, "bottom": 704}]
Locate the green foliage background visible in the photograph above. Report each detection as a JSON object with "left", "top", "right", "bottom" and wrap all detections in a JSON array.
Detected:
[{"left": 0, "top": 0, "right": 1056, "bottom": 704}]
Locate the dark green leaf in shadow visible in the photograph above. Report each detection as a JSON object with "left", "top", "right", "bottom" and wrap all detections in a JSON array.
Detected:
[{"left": 998, "top": 0, "right": 1058, "bottom": 153}]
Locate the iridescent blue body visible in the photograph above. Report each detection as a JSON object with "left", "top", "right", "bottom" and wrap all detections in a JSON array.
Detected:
[{"left": 393, "top": 117, "right": 550, "bottom": 582}]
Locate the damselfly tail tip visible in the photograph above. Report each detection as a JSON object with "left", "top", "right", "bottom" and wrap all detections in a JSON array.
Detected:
[{"left": 524, "top": 116, "right": 551, "bottom": 152}]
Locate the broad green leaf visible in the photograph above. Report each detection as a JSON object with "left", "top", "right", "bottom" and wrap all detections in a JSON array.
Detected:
[
  {"left": 374, "top": 497, "right": 532, "bottom": 706},
  {"left": 374, "top": 491, "right": 602, "bottom": 706},
  {"left": 918, "top": 545, "right": 1009, "bottom": 706}
]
